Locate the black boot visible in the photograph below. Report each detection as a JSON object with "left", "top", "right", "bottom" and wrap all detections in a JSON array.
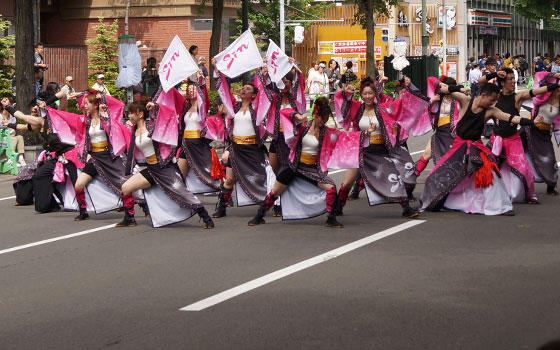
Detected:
[
  {"left": 406, "top": 185, "right": 416, "bottom": 202},
  {"left": 326, "top": 211, "right": 344, "bottom": 228},
  {"left": 141, "top": 203, "right": 150, "bottom": 218},
  {"left": 74, "top": 208, "right": 89, "bottom": 221},
  {"left": 547, "top": 184, "right": 559, "bottom": 196},
  {"left": 196, "top": 207, "right": 215, "bottom": 229},
  {"left": 401, "top": 202, "right": 419, "bottom": 219},
  {"left": 212, "top": 191, "right": 229, "bottom": 218},
  {"left": 273, "top": 205, "right": 282, "bottom": 217},
  {"left": 116, "top": 210, "right": 137, "bottom": 227},
  {"left": 248, "top": 203, "right": 266, "bottom": 226},
  {"left": 348, "top": 179, "right": 361, "bottom": 200}
]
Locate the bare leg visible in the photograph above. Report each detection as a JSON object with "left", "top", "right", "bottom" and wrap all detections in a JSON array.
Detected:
[
  {"left": 422, "top": 140, "right": 432, "bottom": 162},
  {"left": 75, "top": 172, "right": 93, "bottom": 192},
  {"left": 224, "top": 167, "right": 235, "bottom": 189},
  {"left": 269, "top": 153, "right": 280, "bottom": 174},
  {"left": 341, "top": 169, "right": 360, "bottom": 189},
  {"left": 177, "top": 158, "right": 190, "bottom": 179},
  {"left": 122, "top": 173, "right": 152, "bottom": 195}
]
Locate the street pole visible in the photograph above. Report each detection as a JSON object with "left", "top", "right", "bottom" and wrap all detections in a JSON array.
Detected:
[
  {"left": 422, "top": 0, "right": 428, "bottom": 55},
  {"left": 242, "top": 0, "right": 249, "bottom": 32},
  {"left": 280, "top": 0, "right": 286, "bottom": 51},
  {"left": 442, "top": 0, "right": 447, "bottom": 75},
  {"left": 125, "top": 0, "right": 130, "bottom": 35}
]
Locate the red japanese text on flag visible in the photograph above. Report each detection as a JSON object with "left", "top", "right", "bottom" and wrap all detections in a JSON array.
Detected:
[
  {"left": 214, "top": 29, "right": 263, "bottom": 78},
  {"left": 158, "top": 35, "right": 198, "bottom": 92}
]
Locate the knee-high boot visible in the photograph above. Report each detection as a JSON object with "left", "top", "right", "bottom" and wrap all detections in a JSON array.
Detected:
[
  {"left": 336, "top": 184, "right": 350, "bottom": 216},
  {"left": 212, "top": 185, "right": 232, "bottom": 218},
  {"left": 348, "top": 176, "right": 363, "bottom": 200},
  {"left": 326, "top": 187, "right": 343, "bottom": 228},
  {"left": 74, "top": 189, "right": 89, "bottom": 221},
  {"left": 248, "top": 191, "right": 277, "bottom": 226},
  {"left": 195, "top": 206, "right": 215, "bottom": 229},
  {"left": 116, "top": 194, "right": 137, "bottom": 227}
]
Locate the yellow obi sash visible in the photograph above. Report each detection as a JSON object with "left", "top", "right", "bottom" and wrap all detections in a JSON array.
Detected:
[
  {"left": 437, "top": 115, "right": 451, "bottom": 127},
  {"left": 232, "top": 135, "right": 257, "bottom": 145},
  {"left": 535, "top": 123, "right": 552, "bottom": 131},
  {"left": 91, "top": 141, "right": 109, "bottom": 152},
  {"left": 145, "top": 154, "right": 158, "bottom": 164},
  {"left": 183, "top": 130, "right": 201, "bottom": 139},
  {"left": 369, "top": 134, "right": 384, "bottom": 144},
  {"left": 279, "top": 123, "right": 283, "bottom": 132},
  {"left": 300, "top": 152, "right": 317, "bottom": 165}
]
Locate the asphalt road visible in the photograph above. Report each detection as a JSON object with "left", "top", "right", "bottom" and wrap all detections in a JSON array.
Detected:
[{"left": 1, "top": 133, "right": 559, "bottom": 350}]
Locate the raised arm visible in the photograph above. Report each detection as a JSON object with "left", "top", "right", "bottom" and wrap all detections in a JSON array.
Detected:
[
  {"left": 439, "top": 84, "right": 471, "bottom": 109},
  {"left": 478, "top": 70, "right": 506, "bottom": 86},
  {"left": 1, "top": 98, "right": 43, "bottom": 130}
]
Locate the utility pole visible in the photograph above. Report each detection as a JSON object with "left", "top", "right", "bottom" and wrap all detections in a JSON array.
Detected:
[
  {"left": 422, "top": 0, "right": 427, "bottom": 55},
  {"left": 242, "top": 0, "right": 250, "bottom": 83},
  {"left": 280, "top": 0, "right": 286, "bottom": 51},
  {"left": 242, "top": 0, "right": 249, "bottom": 32},
  {"left": 442, "top": 0, "right": 447, "bottom": 75},
  {"left": 125, "top": 0, "right": 130, "bottom": 35}
]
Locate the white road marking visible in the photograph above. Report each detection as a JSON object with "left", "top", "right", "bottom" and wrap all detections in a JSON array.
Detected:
[
  {"left": 180, "top": 220, "right": 426, "bottom": 311},
  {"left": 410, "top": 150, "right": 424, "bottom": 155},
  {"left": 0, "top": 195, "right": 16, "bottom": 201},
  {"left": 0, "top": 224, "right": 117, "bottom": 256}
]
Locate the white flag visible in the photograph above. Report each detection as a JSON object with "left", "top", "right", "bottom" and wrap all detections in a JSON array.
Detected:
[
  {"left": 214, "top": 29, "right": 263, "bottom": 78},
  {"left": 158, "top": 35, "right": 198, "bottom": 92},
  {"left": 266, "top": 40, "right": 293, "bottom": 89}
]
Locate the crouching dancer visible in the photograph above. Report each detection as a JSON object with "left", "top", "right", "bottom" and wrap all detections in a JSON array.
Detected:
[{"left": 120, "top": 99, "right": 214, "bottom": 228}]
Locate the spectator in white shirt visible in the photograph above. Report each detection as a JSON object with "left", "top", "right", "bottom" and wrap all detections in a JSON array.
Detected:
[
  {"left": 60, "top": 76, "right": 75, "bottom": 100},
  {"left": 469, "top": 64, "right": 482, "bottom": 84},
  {"left": 91, "top": 74, "right": 111, "bottom": 96}
]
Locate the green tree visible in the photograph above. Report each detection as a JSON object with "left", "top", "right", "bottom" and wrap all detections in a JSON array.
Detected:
[
  {"left": 0, "top": 14, "right": 15, "bottom": 98},
  {"left": 354, "top": 0, "right": 399, "bottom": 77},
  {"left": 236, "top": 0, "right": 331, "bottom": 48},
  {"left": 87, "top": 17, "right": 124, "bottom": 100},
  {"left": 514, "top": 0, "right": 560, "bottom": 31}
]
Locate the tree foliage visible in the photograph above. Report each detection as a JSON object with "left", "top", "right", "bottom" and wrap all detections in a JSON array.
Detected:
[
  {"left": 0, "top": 14, "right": 15, "bottom": 98},
  {"left": 87, "top": 17, "right": 124, "bottom": 100},
  {"left": 236, "top": 0, "right": 332, "bottom": 48},
  {"left": 353, "top": 0, "right": 398, "bottom": 77},
  {"left": 514, "top": 0, "right": 560, "bottom": 31},
  {"left": 353, "top": 0, "right": 398, "bottom": 28}
]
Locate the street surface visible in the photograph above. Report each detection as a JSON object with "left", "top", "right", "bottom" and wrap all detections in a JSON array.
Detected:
[{"left": 0, "top": 132, "right": 559, "bottom": 349}]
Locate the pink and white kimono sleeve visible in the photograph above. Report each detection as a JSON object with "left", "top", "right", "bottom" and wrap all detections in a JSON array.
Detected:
[{"left": 334, "top": 90, "right": 361, "bottom": 131}]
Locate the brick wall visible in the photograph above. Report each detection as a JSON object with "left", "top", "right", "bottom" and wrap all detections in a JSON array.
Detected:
[{"left": 43, "top": 15, "right": 214, "bottom": 70}]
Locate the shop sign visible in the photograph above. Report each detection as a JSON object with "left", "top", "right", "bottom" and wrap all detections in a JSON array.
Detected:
[
  {"left": 318, "top": 41, "right": 334, "bottom": 54},
  {"left": 468, "top": 10, "right": 490, "bottom": 26},
  {"left": 319, "top": 40, "right": 368, "bottom": 54},
  {"left": 491, "top": 14, "right": 512, "bottom": 27},
  {"left": 437, "top": 6, "right": 457, "bottom": 30},
  {"left": 479, "top": 26, "right": 498, "bottom": 35},
  {"left": 446, "top": 46, "right": 459, "bottom": 56},
  {"left": 374, "top": 46, "right": 382, "bottom": 60}
]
